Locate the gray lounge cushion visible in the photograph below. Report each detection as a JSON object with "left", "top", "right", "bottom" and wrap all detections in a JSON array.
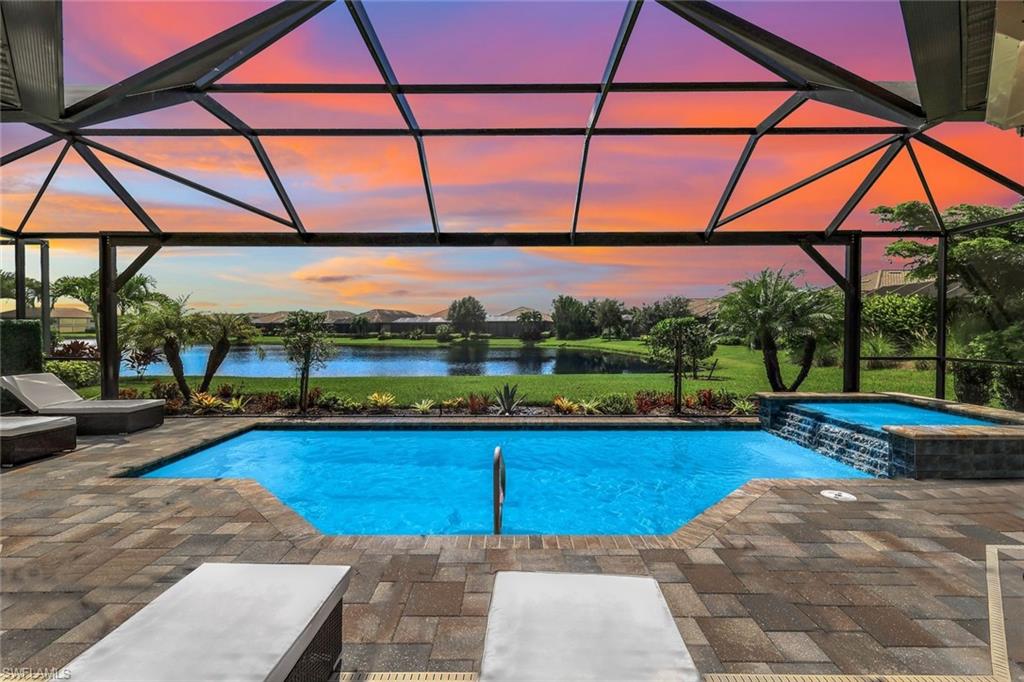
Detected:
[
  {"left": 0, "top": 416, "right": 76, "bottom": 437},
  {"left": 1, "top": 373, "right": 163, "bottom": 414},
  {"left": 57, "top": 563, "right": 351, "bottom": 682},
  {"left": 480, "top": 571, "right": 698, "bottom": 682}
]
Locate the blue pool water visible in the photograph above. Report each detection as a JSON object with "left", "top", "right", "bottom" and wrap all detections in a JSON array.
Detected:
[
  {"left": 143, "top": 429, "right": 868, "bottom": 535},
  {"left": 795, "top": 401, "right": 993, "bottom": 431}
]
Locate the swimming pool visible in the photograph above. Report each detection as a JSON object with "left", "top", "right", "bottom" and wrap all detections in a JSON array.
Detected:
[
  {"left": 795, "top": 401, "right": 994, "bottom": 431},
  {"left": 142, "top": 428, "right": 867, "bottom": 535}
]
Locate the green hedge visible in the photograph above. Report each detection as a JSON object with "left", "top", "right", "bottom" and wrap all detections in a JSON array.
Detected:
[
  {"left": 0, "top": 319, "right": 43, "bottom": 375},
  {"left": 1, "top": 319, "right": 44, "bottom": 412},
  {"left": 43, "top": 360, "right": 100, "bottom": 389}
]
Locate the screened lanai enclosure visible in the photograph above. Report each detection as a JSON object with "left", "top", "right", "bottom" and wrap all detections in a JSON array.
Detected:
[{"left": 1, "top": 0, "right": 1022, "bottom": 399}]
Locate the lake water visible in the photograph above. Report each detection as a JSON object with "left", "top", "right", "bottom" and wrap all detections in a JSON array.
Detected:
[{"left": 129, "top": 344, "right": 661, "bottom": 377}]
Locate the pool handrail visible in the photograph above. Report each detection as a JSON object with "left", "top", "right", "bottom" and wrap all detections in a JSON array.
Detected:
[{"left": 493, "top": 446, "right": 506, "bottom": 535}]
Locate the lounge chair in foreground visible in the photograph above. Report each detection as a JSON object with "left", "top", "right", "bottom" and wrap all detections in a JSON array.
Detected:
[
  {"left": 0, "top": 415, "right": 76, "bottom": 466},
  {"left": 0, "top": 373, "right": 164, "bottom": 435},
  {"left": 480, "top": 571, "right": 698, "bottom": 682},
  {"left": 55, "top": 562, "right": 351, "bottom": 682}
]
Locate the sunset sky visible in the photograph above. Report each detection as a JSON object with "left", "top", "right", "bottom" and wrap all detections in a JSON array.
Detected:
[{"left": 1, "top": 0, "right": 1021, "bottom": 313}]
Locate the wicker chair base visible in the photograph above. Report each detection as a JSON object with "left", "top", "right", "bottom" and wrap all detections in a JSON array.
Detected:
[
  {"left": 285, "top": 598, "right": 343, "bottom": 682},
  {"left": 1, "top": 423, "right": 77, "bottom": 466},
  {"left": 43, "top": 404, "right": 165, "bottom": 435}
]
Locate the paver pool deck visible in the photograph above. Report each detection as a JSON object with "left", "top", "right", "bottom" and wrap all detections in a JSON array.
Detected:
[{"left": 1, "top": 416, "right": 1022, "bottom": 677}]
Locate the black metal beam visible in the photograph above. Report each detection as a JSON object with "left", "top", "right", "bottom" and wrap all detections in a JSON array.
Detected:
[
  {"left": 571, "top": 0, "right": 644, "bottom": 243},
  {"left": 717, "top": 135, "right": 903, "bottom": 228},
  {"left": 208, "top": 81, "right": 801, "bottom": 94},
  {"left": 115, "top": 244, "right": 162, "bottom": 291},
  {"left": 799, "top": 243, "right": 847, "bottom": 290},
  {"left": 0, "top": 134, "right": 59, "bottom": 166},
  {"left": 905, "top": 140, "right": 944, "bottom": 231},
  {"left": 72, "top": 142, "right": 162, "bottom": 235},
  {"left": 657, "top": 0, "right": 924, "bottom": 125},
  {"left": 64, "top": 1, "right": 332, "bottom": 126},
  {"left": 194, "top": 95, "right": 305, "bottom": 232},
  {"left": 935, "top": 234, "right": 947, "bottom": 399},
  {"left": 346, "top": 0, "right": 440, "bottom": 239},
  {"left": 705, "top": 93, "right": 806, "bottom": 239},
  {"left": 946, "top": 210, "right": 1024, "bottom": 236},
  {"left": 16, "top": 141, "right": 70, "bottom": 235},
  {"left": 14, "top": 239, "right": 26, "bottom": 318},
  {"left": 39, "top": 241, "right": 50, "bottom": 351},
  {"left": 73, "top": 126, "right": 910, "bottom": 138},
  {"left": 914, "top": 133, "right": 1024, "bottom": 196},
  {"left": 78, "top": 137, "right": 294, "bottom": 228},
  {"left": 98, "top": 236, "right": 119, "bottom": 399},
  {"left": 842, "top": 233, "right": 862, "bottom": 392},
  {"left": 824, "top": 138, "right": 904, "bottom": 236}
]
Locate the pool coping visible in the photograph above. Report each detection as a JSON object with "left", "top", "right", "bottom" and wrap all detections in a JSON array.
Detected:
[{"left": 108, "top": 416, "right": 877, "bottom": 550}]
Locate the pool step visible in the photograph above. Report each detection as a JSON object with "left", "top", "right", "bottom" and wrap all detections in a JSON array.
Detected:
[{"left": 770, "top": 407, "right": 906, "bottom": 477}]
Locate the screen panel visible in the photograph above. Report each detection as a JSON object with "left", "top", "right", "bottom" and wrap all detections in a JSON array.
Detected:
[
  {"left": 408, "top": 94, "right": 594, "bottom": 129},
  {"left": 208, "top": 94, "right": 407, "bottom": 129},
  {"left": 599, "top": 92, "right": 794, "bottom": 128}
]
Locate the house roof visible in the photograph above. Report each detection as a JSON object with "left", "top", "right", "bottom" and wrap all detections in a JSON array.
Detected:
[
  {"left": 0, "top": 306, "right": 92, "bottom": 319},
  {"left": 359, "top": 309, "right": 417, "bottom": 323},
  {"left": 391, "top": 316, "right": 447, "bottom": 325}
]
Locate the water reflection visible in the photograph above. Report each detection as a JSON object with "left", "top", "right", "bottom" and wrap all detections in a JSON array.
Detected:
[{"left": 130, "top": 342, "right": 661, "bottom": 377}]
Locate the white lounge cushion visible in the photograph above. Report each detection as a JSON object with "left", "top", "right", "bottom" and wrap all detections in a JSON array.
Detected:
[
  {"left": 58, "top": 563, "right": 351, "bottom": 682},
  {"left": 481, "top": 572, "right": 698, "bottom": 682},
  {"left": 1, "top": 373, "right": 82, "bottom": 411},
  {"left": 39, "top": 399, "right": 164, "bottom": 415},
  {"left": 0, "top": 416, "right": 76, "bottom": 437}
]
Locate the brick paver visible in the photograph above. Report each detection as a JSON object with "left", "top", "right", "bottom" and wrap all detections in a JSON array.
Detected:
[{"left": 1, "top": 417, "right": 1021, "bottom": 676}]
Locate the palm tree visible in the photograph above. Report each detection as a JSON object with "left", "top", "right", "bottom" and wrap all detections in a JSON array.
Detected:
[
  {"left": 52, "top": 272, "right": 161, "bottom": 334},
  {"left": 0, "top": 270, "right": 43, "bottom": 307},
  {"left": 198, "top": 313, "right": 260, "bottom": 393},
  {"left": 121, "top": 297, "right": 204, "bottom": 400},
  {"left": 717, "top": 269, "right": 836, "bottom": 392}
]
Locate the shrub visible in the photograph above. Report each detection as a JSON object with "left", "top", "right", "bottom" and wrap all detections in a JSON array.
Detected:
[
  {"left": 862, "top": 293, "right": 934, "bottom": 351},
  {"left": 412, "top": 399, "right": 436, "bottom": 415},
  {"left": 863, "top": 334, "right": 899, "bottom": 369},
  {"left": 578, "top": 398, "right": 601, "bottom": 415},
  {"left": 215, "top": 383, "right": 235, "bottom": 400},
  {"left": 1, "top": 319, "right": 43, "bottom": 376},
  {"left": 368, "top": 392, "right": 397, "bottom": 412},
  {"left": 409, "top": 327, "right": 424, "bottom": 340},
  {"left": 995, "top": 365, "right": 1024, "bottom": 411},
  {"left": 441, "top": 396, "right": 465, "bottom": 412},
  {"left": 43, "top": 360, "right": 100, "bottom": 388},
  {"left": 552, "top": 396, "right": 579, "bottom": 414},
  {"left": 150, "top": 379, "right": 182, "bottom": 401},
  {"left": 467, "top": 393, "right": 492, "bottom": 415},
  {"left": 377, "top": 331, "right": 391, "bottom": 341},
  {"left": 164, "top": 398, "right": 184, "bottom": 415},
  {"left": 51, "top": 339, "right": 99, "bottom": 359},
  {"left": 729, "top": 397, "right": 756, "bottom": 416},
  {"left": 909, "top": 332, "right": 936, "bottom": 370},
  {"left": 124, "top": 346, "right": 162, "bottom": 378},
  {"left": 952, "top": 361, "right": 994, "bottom": 405},
  {"left": 119, "top": 387, "right": 140, "bottom": 399},
  {"left": 247, "top": 392, "right": 282, "bottom": 413},
  {"left": 597, "top": 392, "right": 636, "bottom": 415},
  {"left": 435, "top": 325, "right": 453, "bottom": 342},
  {"left": 634, "top": 390, "right": 672, "bottom": 414},
  {"left": 316, "top": 391, "right": 359, "bottom": 412},
  {"left": 494, "top": 383, "right": 524, "bottom": 416},
  {"left": 280, "top": 388, "right": 300, "bottom": 408}
]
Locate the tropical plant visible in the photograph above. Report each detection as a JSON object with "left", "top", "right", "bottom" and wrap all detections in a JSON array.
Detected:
[
  {"left": 412, "top": 398, "right": 436, "bottom": 414},
  {"left": 729, "top": 397, "right": 756, "bottom": 416},
  {"left": 577, "top": 398, "right": 601, "bottom": 415},
  {"left": 552, "top": 395, "right": 579, "bottom": 414},
  {"left": 435, "top": 324, "right": 454, "bottom": 342},
  {"left": 51, "top": 339, "right": 99, "bottom": 359},
  {"left": 349, "top": 314, "right": 371, "bottom": 338},
  {"left": 198, "top": 313, "right": 260, "bottom": 393},
  {"left": 551, "top": 295, "right": 594, "bottom": 339},
  {"left": 592, "top": 298, "right": 626, "bottom": 338},
  {"left": 368, "top": 391, "right": 397, "bottom": 412},
  {"left": 281, "top": 310, "right": 335, "bottom": 412},
  {"left": 125, "top": 346, "right": 163, "bottom": 379},
  {"left": 120, "top": 297, "right": 204, "bottom": 400},
  {"left": 0, "top": 270, "right": 43, "bottom": 307},
  {"left": 716, "top": 269, "right": 836, "bottom": 392},
  {"left": 52, "top": 272, "right": 163, "bottom": 335},
  {"left": 149, "top": 379, "right": 182, "bottom": 402},
  {"left": 862, "top": 293, "right": 934, "bottom": 351},
  {"left": 441, "top": 396, "right": 466, "bottom": 412},
  {"left": 909, "top": 331, "right": 936, "bottom": 370},
  {"left": 646, "top": 317, "right": 715, "bottom": 412},
  {"left": 467, "top": 392, "right": 492, "bottom": 415},
  {"left": 597, "top": 392, "right": 636, "bottom": 415},
  {"left": 516, "top": 310, "right": 544, "bottom": 342},
  {"left": 862, "top": 334, "right": 899, "bottom": 369},
  {"left": 215, "top": 383, "right": 235, "bottom": 399},
  {"left": 447, "top": 296, "right": 487, "bottom": 336},
  {"left": 190, "top": 392, "right": 224, "bottom": 415},
  {"left": 634, "top": 390, "right": 673, "bottom": 414},
  {"left": 223, "top": 396, "right": 250, "bottom": 414},
  {"left": 494, "top": 383, "right": 525, "bottom": 416}
]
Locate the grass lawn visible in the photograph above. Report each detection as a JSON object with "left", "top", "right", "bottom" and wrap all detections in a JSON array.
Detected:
[{"left": 83, "top": 345, "right": 949, "bottom": 404}]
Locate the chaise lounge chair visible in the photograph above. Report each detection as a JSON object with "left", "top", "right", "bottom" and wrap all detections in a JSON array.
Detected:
[
  {"left": 55, "top": 562, "right": 351, "bottom": 682},
  {"left": 480, "top": 571, "right": 698, "bottom": 681},
  {"left": 0, "top": 415, "right": 76, "bottom": 466},
  {"left": 0, "top": 373, "right": 164, "bottom": 435}
]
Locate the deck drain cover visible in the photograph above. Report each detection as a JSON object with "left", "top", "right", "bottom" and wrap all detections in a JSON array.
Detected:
[{"left": 820, "top": 490, "right": 857, "bottom": 502}]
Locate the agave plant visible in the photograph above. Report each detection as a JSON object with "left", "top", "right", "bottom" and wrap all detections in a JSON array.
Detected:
[
  {"left": 412, "top": 399, "right": 436, "bottom": 415},
  {"left": 190, "top": 392, "right": 225, "bottom": 415},
  {"left": 368, "top": 392, "right": 398, "bottom": 412},
  {"left": 494, "top": 383, "right": 525, "bottom": 416}
]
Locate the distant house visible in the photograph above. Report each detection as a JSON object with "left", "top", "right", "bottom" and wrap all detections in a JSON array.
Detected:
[
  {"left": 248, "top": 310, "right": 356, "bottom": 333},
  {"left": 687, "top": 298, "right": 720, "bottom": 320},
  {"left": 1, "top": 306, "right": 94, "bottom": 333},
  {"left": 859, "top": 269, "right": 963, "bottom": 298},
  {"left": 385, "top": 315, "right": 448, "bottom": 333},
  {"left": 486, "top": 307, "right": 552, "bottom": 337}
]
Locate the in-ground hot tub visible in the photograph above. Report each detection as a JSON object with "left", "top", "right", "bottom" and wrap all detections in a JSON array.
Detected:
[{"left": 760, "top": 393, "right": 1024, "bottom": 478}]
